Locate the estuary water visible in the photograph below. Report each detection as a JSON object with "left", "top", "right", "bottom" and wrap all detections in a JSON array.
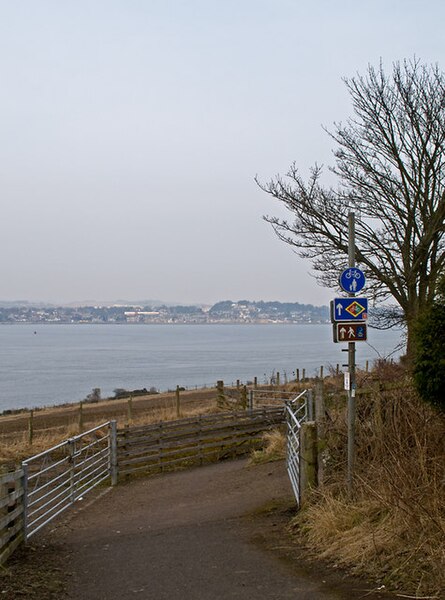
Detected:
[{"left": 0, "top": 323, "right": 403, "bottom": 412}]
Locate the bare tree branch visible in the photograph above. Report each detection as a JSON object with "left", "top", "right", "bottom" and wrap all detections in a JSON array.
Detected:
[{"left": 257, "top": 59, "right": 445, "bottom": 356}]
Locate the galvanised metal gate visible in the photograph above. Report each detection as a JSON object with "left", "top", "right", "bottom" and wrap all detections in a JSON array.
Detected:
[
  {"left": 285, "top": 390, "right": 312, "bottom": 505},
  {"left": 22, "top": 421, "right": 117, "bottom": 540}
]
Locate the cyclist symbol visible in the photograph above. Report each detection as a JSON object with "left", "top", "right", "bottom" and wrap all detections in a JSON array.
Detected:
[{"left": 339, "top": 267, "right": 365, "bottom": 293}]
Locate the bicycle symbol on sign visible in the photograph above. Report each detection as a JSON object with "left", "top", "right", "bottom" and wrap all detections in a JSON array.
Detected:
[{"left": 339, "top": 267, "right": 366, "bottom": 293}]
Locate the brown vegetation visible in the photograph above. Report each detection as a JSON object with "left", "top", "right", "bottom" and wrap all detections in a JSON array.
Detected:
[
  {"left": 2, "top": 366, "right": 443, "bottom": 595},
  {"left": 0, "top": 388, "right": 221, "bottom": 468},
  {"left": 292, "top": 363, "right": 445, "bottom": 598}
]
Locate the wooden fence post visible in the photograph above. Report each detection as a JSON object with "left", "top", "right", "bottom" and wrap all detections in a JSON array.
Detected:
[
  {"left": 0, "top": 469, "right": 25, "bottom": 564},
  {"left": 302, "top": 368, "right": 306, "bottom": 382},
  {"left": 300, "top": 422, "right": 318, "bottom": 505},
  {"left": 78, "top": 402, "right": 84, "bottom": 433},
  {"left": 216, "top": 380, "right": 225, "bottom": 409},
  {"left": 175, "top": 386, "right": 181, "bottom": 418},
  {"left": 296, "top": 368, "right": 300, "bottom": 382},
  {"left": 320, "top": 366, "right": 324, "bottom": 379},
  {"left": 315, "top": 380, "right": 325, "bottom": 486},
  {"left": 110, "top": 420, "right": 118, "bottom": 486},
  {"left": 240, "top": 385, "right": 247, "bottom": 409},
  {"left": 253, "top": 376, "right": 258, "bottom": 389},
  {"left": 123, "top": 424, "right": 130, "bottom": 482},
  {"left": 28, "top": 410, "right": 34, "bottom": 445}
]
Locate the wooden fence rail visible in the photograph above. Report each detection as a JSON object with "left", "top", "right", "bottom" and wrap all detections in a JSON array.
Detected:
[
  {"left": 0, "top": 468, "right": 25, "bottom": 565},
  {"left": 117, "top": 407, "right": 284, "bottom": 478},
  {"left": 0, "top": 406, "right": 285, "bottom": 565}
]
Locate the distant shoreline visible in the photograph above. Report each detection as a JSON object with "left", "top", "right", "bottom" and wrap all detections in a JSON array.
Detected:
[{"left": 0, "top": 321, "right": 330, "bottom": 326}]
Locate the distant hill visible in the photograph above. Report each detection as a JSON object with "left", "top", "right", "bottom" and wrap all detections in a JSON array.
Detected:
[
  {"left": 208, "top": 300, "right": 328, "bottom": 322},
  {"left": 0, "top": 299, "right": 329, "bottom": 324}
]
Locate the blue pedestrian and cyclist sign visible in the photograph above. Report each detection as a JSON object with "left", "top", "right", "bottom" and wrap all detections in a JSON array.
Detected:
[{"left": 339, "top": 267, "right": 366, "bottom": 294}]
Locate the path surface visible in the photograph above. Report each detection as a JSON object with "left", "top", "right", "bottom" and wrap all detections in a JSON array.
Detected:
[
  {"left": 41, "top": 459, "right": 387, "bottom": 600},
  {"left": 3, "top": 459, "right": 393, "bottom": 599}
]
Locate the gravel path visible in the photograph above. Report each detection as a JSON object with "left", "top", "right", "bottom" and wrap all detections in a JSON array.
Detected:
[{"left": 2, "top": 459, "right": 393, "bottom": 599}]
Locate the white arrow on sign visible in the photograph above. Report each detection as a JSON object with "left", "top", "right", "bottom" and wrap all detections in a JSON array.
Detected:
[
  {"left": 336, "top": 302, "right": 343, "bottom": 317},
  {"left": 339, "top": 326, "right": 347, "bottom": 339}
]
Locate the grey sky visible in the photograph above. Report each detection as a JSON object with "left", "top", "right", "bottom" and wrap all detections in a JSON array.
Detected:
[{"left": 0, "top": 1, "right": 443, "bottom": 306}]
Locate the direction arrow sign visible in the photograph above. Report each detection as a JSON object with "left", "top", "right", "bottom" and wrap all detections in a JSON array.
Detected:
[
  {"left": 330, "top": 298, "right": 368, "bottom": 322},
  {"left": 339, "top": 267, "right": 365, "bottom": 294},
  {"left": 333, "top": 322, "right": 367, "bottom": 343}
]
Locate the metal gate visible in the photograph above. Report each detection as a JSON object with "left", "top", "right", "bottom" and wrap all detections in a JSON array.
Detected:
[
  {"left": 22, "top": 421, "right": 117, "bottom": 540},
  {"left": 285, "top": 389, "right": 312, "bottom": 505}
]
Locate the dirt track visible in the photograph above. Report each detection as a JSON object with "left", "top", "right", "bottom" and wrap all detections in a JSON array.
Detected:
[{"left": 2, "top": 459, "right": 393, "bottom": 599}]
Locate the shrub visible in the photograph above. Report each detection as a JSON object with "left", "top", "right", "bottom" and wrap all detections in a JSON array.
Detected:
[{"left": 413, "top": 304, "right": 445, "bottom": 411}]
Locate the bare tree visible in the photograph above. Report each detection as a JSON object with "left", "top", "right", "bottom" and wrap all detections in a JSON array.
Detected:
[{"left": 257, "top": 59, "right": 445, "bottom": 358}]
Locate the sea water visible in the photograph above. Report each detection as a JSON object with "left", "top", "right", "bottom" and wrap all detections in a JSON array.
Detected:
[{"left": 0, "top": 323, "right": 403, "bottom": 412}]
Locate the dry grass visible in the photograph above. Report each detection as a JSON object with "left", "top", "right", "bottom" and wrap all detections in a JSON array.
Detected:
[
  {"left": 292, "top": 366, "right": 445, "bottom": 597},
  {"left": 250, "top": 428, "right": 286, "bottom": 464},
  {"left": 0, "top": 395, "right": 222, "bottom": 468},
  {"left": 0, "top": 383, "right": 280, "bottom": 467}
]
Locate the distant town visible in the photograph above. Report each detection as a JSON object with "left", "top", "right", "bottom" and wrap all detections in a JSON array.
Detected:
[{"left": 0, "top": 300, "right": 329, "bottom": 324}]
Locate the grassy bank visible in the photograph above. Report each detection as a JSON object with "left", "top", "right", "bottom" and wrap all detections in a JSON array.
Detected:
[
  {"left": 0, "top": 387, "right": 225, "bottom": 467},
  {"left": 290, "top": 363, "right": 445, "bottom": 598}
]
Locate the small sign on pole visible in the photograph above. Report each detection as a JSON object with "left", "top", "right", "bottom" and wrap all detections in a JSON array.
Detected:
[
  {"left": 333, "top": 322, "right": 367, "bottom": 343},
  {"left": 344, "top": 370, "right": 350, "bottom": 391}
]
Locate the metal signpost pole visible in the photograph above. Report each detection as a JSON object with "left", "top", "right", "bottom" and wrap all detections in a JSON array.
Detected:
[{"left": 347, "top": 212, "right": 356, "bottom": 494}]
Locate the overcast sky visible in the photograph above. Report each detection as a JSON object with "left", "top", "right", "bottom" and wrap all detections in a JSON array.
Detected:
[{"left": 0, "top": 1, "right": 444, "bottom": 306}]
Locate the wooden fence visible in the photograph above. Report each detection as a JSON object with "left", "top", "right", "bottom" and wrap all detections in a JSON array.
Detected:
[
  {"left": 0, "top": 406, "right": 285, "bottom": 565},
  {"left": 117, "top": 407, "right": 284, "bottom": 478},
  {"left": 0, "top": 468, "right": 25, "bottom": 565}
]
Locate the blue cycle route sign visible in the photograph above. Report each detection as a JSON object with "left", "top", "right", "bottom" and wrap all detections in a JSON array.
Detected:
[
  {"left": 339, "top": 267, "right": 365, "bottom": 294},
  {"left": 330, "top": 297, "right": 368, "bottom": 322}
]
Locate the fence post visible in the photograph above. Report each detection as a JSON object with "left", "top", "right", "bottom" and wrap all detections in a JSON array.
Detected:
[
  {"left": 302, "top": 368, "right": 306, "bottom": 382},
  {"left": 78, "top": 401, "right": 84, "bottom": 433},
  {"left": 307, "top": 389, "right": 314, "bottom": 421},
  {"left": 240, "top": 385, "right": 247, "bottom": 409},
  {"left": 22, "top": 463, "right": 28, "bottom": 543},
  {"left": 216, "top": 380, "right": 225, "bottom": 409},
  {"left": 123, "top": 424, "right": 130, "bottom": 481},
  {"left": 296, "top": 368, "right": 300, "bottom": 382},
  {"left": 253, "top": 376, "right": 258, "bottom": 389},
  {"left": 300, "top": 422, "right": 318, "bottom": 505},
  {"left": 175, "top": 386, "right": 181, "bottom": 417},
  {"left": 315, "top": 380, "right": 325, "bottom": 486},
  {"left": 109, "top": 420, "right": 118, "bottom": 486},
  {"left": 276, "top": 372, "right": 280, "bottom": 387},
  {"left": 28, "top": 410, "right": 34, "bottom": 445},
  {"left": 69, "top": 439, "right": 76, "bottom": 503},
  {"left": 320, "top": 366, "right": 324, "bottom": 379},
  {"left": 248, "top": 390, "right": 254, "bottom": 411}
]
